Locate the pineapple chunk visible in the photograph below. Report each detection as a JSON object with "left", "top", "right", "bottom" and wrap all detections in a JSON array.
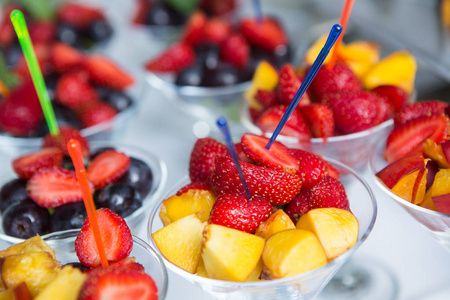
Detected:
[
  {"left": 152, "top": 214, "right": 206, "bottom": 274},
  {"left": 0, "top": 235, "right": 56, "bottom": 260},
  {"left": 196, "top": 256, "right": 208, "bottom": 278},
  {"left": 246, "top": 259, "right": 263, "bottom": 282},
  {"left": 255, "top": 209, "right": 295, "bottom": 239},
  {"left": 338, "top": 41, "right": 381, "bottom": 78},
  {"left": 201, "top": 224, "right": 265, "bottom": 282},
  {"left": 296, "top": 208, "right": 359, "bottom": 260},
  {"left": 34, "top": 266, "right": 86, "bottom": 300},
  {"left": 262, "top": 229, "right": 327, "bottom": 279},
  {"left": 159, "top": 189, "right": 215, "bottom": 225}
]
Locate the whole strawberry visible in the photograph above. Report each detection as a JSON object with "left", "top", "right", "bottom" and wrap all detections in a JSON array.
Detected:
[
  {"left": 42, "top": 126, "right": 90, "bottom": 157},
  {"left": 308, "top": 176, "right": 350, "bottom": 211},
  {"left": 394, "top": 100, "right": 448, "bottom": 127},
  {"left": 289, "top": 149, "right": 327, "bottom": 190},
  {"left": 285, "top": 191, "right": 311, "bottom": 223},
  {"left": 189, "top": 137, "right": 228, "bottom": 183}
]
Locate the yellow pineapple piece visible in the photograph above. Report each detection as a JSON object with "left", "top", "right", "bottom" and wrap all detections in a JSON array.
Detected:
[
  {"left": 304, "top": 36, "right": 332, "bottom": 66},
  {"left": 202, "top": 224, "right": 265, "bottom": 282},
  {"left": 196, "top": 256, "right": 208, "bottom": 278},
  {"left": 34, "top": 266, "right": 86, "bottom": 300},
  {"left": 159, "top": 189, "right": 215, "bottom": 225},
  {"left": 296, "top": 208, "right": 359, "bottom": 261},
  {"left": 244, "top": 61, "right": 279, "bottom": 110},
  {"left": 1, "top": 252, "right": 60, "bottom": 297},
  {"left": 152, "top": 213, "right": 206, "bottom": 274},
  {"left": 246, "top": 259, "right": 263, "bottom": 282},
  {"left": 255, "top": 209, "right": 295, "bottom": 239},
  {"left": 0, "top": 235, "right": 56, "bottom": 260},
  {"left": 338, "top": 41, "right": 380, "bottom": 78},
  {"left": 262, "top": 229, "right": 327, "bottom": 279},
  {"left": 362, "top": 50, "right": 417, "bottom": 93}
]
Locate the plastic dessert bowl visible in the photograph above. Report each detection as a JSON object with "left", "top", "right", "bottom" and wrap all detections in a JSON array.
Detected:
[
  {"left": 0, "top": 141, "right": 167, "bottom": 245},
  {"left": 369, "top": 137, "right": 450, "bottom": 252},
  {"left": 147, "top": 157, "right": 377, "bottom": 300},
  {"left": 43, "top": 229, "right": 168, "bottom": 299}
]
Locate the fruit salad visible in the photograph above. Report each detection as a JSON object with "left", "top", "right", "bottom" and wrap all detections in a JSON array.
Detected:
[
  {"left": 0, "top": 208, "right": 165, "bottom": 299},
  {"left": 149, "top": 133, "right": 366, "bottom": 285},
  {"left": 0, "top": 131, "right": 166, "bottom": 242}
]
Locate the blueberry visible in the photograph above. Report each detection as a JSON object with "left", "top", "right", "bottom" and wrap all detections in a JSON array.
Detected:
[
  {"left": 175, "top": 64, "right": 203, "bottom": 86},
  {"left": 33, "top": 102, "right": 82, "bottom": 137},
  {"left": 86, "top": 19, "right": 113, "bottom": 42},
  {"left": 195, "top": 43, "right": 220, "bottom": 70},
  {"left": 2, "top": 199, "right": 50, "bottom": 238},
  {"left": 56, "top": 23, "right": 83, "bottom": 48},
  {"left": 4, "top": 43, "right": 22, "bottom": 68},
  {"left": 50, "top": 202, "right": 87, "bottom": 232},
  {"left": 45, "top": 74, "right": 60, "bottom": 101},
  {"left": 97, "top": 87, "right": 133, "bottom": 112},
  {"left": 0, "top": 179, "right": 28, "bottom": 213},
  {"left": 116, "top": 157, "right": 153, "bottom": 198},
  {"left": 95, "top": 184, "right": 142, "bottom": 218},
  {"left": 201, "top": 63, "right": 240, "bottom": 87},
  {"left": 145, "top": 2, "right": 185, "bottom": 26},
  {"left": 250, "top": 44, "right": 292, "bottom": 69}
]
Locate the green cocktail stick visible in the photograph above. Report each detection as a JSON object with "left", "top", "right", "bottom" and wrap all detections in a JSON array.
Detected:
[{"left": 10, "top": 9, "right": 59, "bottom": 136}]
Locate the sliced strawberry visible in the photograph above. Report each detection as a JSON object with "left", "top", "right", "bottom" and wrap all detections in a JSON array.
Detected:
[
  {"left": 84, "top": 56, "right": 134, "bottom": 90},
  {"left": 13, "top": 147, "right": 64, "bottom": 179},
  {"left": 234, "top": 142, "right": 252, "bottom": 163},
  {"left": 182, "top": 10, "right": 207, "bottom": 46},
  {"left": 145, "top": 42, "right": 195, "bottom": 73},
  {"left": 211, "top": 156, "right": 302, "bottom": 205},
  {"left": 278, "top": 64, "right": 310, "bottom": 106},
  {"left": 285, "top": 191, "right": 311, "bottom": 223},
  {"left": 87, "top": 150, "right": 131, "bottom": 189},
  {"left": 75, "top": 208, "right": 133, "bottom": 267},
  {"left": 241, "top": 133, "right": 299, "bottom": 173},
  {"left": 249, "top": 107, "right": 261, "bottom": 123},
  {"left": 308, "top": 176, "right": 350, "bottom": 211},
  {"left": 289, "top": 149, "right": 327, "bottom": 189},
  {"left": 255, "top": 89, "right": 278, "bottom": 109},
  {"left": 14, "top": 43, "right": 51, "bottom": 79},
  {"left": 323, "top": 160, "right": 340, "bottom": 180},
  {"left": 55, "top": 72, "right": 99, "bottom": 109},
  {"left": 50, "top": 43, "right": 84, "bottom": 74},
  {"left": 220, "top": 33, "right": 249, "bottom": 69},
  {"left": 371, "top": 85, "right": 409, "bottom": 113},
  {"left": 42, "top": 126, "right": 90, "bottom": 157},
  {"left": 76, "top": 101, "right": 118, "bottom": 128},
  {"left": 189, "top": 137, "right": 228, "bottom": 183},
  {"left": 57, "top": 3, "right": 104, "bottom": 29},
  {"left": 299, "top": 103, "right": 334, "bottom": 139},
  {"left": 256, "top": 106, "right": 312, "bottom": 143},
  {"left": 87, "top": 257, "right": 145, "bottom": 276},
  {"left": 176, "top": 182, "right": 212, "bottom": 196},
  {"left": 201, "top": 17, "right": 232, "bottom": 45},
  {"left": 209, "top": 193, "right": 272, "bottom": 233},
  {"left": 394, "top": 100, "right": 448, "bottom": 127},
  {"left": 27, "top": 166, "right": 91, "bottom": 208},
  {"left": 383, "top": 114, "right": 450, "bottom": 163},
  {"left": 28, "top": 21, "right": 56, "bottom": 44},
  {"left": 239, "top": 17, "right": 287, "bottom": 52}
]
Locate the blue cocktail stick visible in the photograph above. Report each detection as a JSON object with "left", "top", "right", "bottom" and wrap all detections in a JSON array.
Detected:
[
  {"left": 265, "top": 24, "right": 343, "bottom": 150},
  {"left": 216, "top": 117, "right": 252, "bottom": 200},
  {"left": 252, "top": 0, "right": 263, "bottom": 23}
]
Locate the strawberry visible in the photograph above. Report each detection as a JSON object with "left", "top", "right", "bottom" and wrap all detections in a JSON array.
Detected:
[
  {"left": 78, "top": 268, "right": 158, "bottom": 300},
  {"left": 87, "top": 150, "right": 131, "bottom": 189},
  {"left": 210, "top": 156, "right": 302, "bottom": 205},
  {"left": 299, "top": 104, "right": 334, "bottom": 139},
  {"left": 256, "top": 105, "right": 311, "bottom": 143},
  {"left": 201, "top": 17, "right": 232, "bottom": 45},
  {"left": 27, "top": 166, "right": 91, "bottom": 208},
  {"left": 145, "top": 42, "right": 195, "bottom": 73},
  {"left": 42, "top": 126, "right": 90, "bottom": 157},
  {"left": 308, "top": 176, "right": 350, "bottom": 211},
  {"left": 176, "top": 182, "right": 212, "bottom": 196},
  {"left": 75, "top": 208, "right": 133, "bottom": 267},
  {"left": 289, "top": 149, "right": 327, "bottom": 189},
  {"left": 371, "top": 85, "right": 409, "bottom": 113},
  {"left": 28, "top": 21, "right": 56, "bottom": 44},
  {"left": 76, "top": 101, "right": 118, "bottom": 128},
  {"left": 393, "top": 100, "right": 448, "bottom": 127},
  {"left": 57, "top": 3, "right": 103, "bottom": 29},
  {"left": 383, "top": 114, "right": 450, "bottom": 163},
  {"left": 249, "top": 107, "right": 261, "bottom": 123},
  {"left": 209, "top": 193, "right": 272, "bottom": 233},
  {"left": 84, "top": 56, "right": 134, "bottom": 90},
  {"left": 132, "top": 0, "right": 151, "bottom": 24},
  {"left": 14, "top": 43, "right": 51, "bottom": 79},
  {"left": 255, "top": 89, "right": 278, "bottom": 109},
  {"left": 12, "top": 147, "right": 64, "bottom": 179},
  {"left": 201, "top": 0, "right": 235, "bottom": 16},
  {"left": 55, "top": 72, "right": 99, "bottom": 109},
  {"left": 50, "top": 43, "right": 84, "bottom": 74},
  {"left": 285, "top": 191, "right": 311, "bottom": 223},
  {"left": 239, "top": 17, "right": 288, "bottom": 52},
  {"left": 182, "top": 10, "right": 207, "bottom": 46},
  {"left": 310, "top": 62, "right": 362, "bottom": 100},
  {"left": 323, "top": 160, "right": 340, "bottom": 180},
  {"left": 220, "top": 33, "right": 249, "bottom": 69},
  {"left": 278, "top": 64, "right": 310, "bottom": 106},
  {"left": 241, "top": 133, "right": 299, "bottom": 173},
  {"left": 234, "top": 142, "right": 252, "bottom": 163},
  {"left": 189, "top": 137, "right": 228, "bottom": 183},
  {"left": 87, "top": 257, "right": 145, "bottom": 276},
  {"left": 376, "top": 95, "right": 395, "bottom": 123}
]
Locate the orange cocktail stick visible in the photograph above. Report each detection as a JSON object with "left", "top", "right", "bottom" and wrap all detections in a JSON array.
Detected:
[
  {"left": 0, "top": 78, "right": 10, "bottom": 97},
  {"left": 67, "top": 139, "right": 109, "bottom": 267},
  {"left": 327, "top": 0, "right": 355, "bottom": 69}
]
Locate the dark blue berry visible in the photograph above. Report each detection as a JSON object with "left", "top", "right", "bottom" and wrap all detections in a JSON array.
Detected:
[
  {"left": 95, "top": 184, "right": 142, "bottom": 218},
  {"left": 116, "top": 157, "right": 153, "bottom": 198},
  {"left": 50, "top": 202, "right": 87, "bottom": 232},
  {"left": 201, "top": 63, "right": 240, "bottom": 87},
  {"left": 87, "top": 19, "right": 113, "bottom": 42},
  {"left": 145, "top": 2, "right": 185, "bottom": 26},
  {"left": 0, "top": 179, "right": 28, "bottom": 213},
  {"left": 175, "top": 64, "right": 203, "bottom": 86},
  {"left": 97, "top": 87, "right": 133, "bottom": 112}
]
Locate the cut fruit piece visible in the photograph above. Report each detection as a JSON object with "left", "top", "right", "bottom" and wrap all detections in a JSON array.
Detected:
[
  {"left": 152, "top": 214, "right": 206, "bottom": 274},
  {"left": 262, "top": 229, "right": 327, "bottom": 279},
  {"left": 304, "top": 36, "right": 330, "bottom": 66},
  {"left": 432, "top": 194, "right": 450, "bottom": 214},
  {"left": 255, "top": 209, "right": 295, "bottom": 239},
  {"left": 420, "top": 190, "right": 437, "bottom": 211},
  {"left": 0, "top": 282, "right": 31, "bottom": 300},
  {"left": 390, "top": 168, "right": 427, "bottom": 205},
  {"left": 363, "top": 50, "right": 417, "bottom": 93},
  {"left": 296, "top": 208, "right": 359, "bottom": 261},
  {"left": 246, "top": 259, "right": 263, "bottom": 282},
  {"left": 34, "top": 266, "right": 87, "bottom": 300},
  {"left": 12, "top": 148, "right": 64, "bottom": 179},
  {"left": 159, "top": 189, "right": 215, "bottom": 225},
  {"left": 244, "top": 61, "right": 279, "bottom": 109},
  {"left": 0, "top": 235, "right": 56, "bottom": 260},
  {"left": 196, "top": 256, "right": 208, "bottom": 278},
  {"left": 87, "top": 150, "right": 131, "bottom": 189},
  {"left": 338, "top": 41, "right": 381, "bottom": 78},
  {"left": 376, "top": 152, "right": 425, "bottom": 189},
  {"left": 202, "top": 224, "right": 265, "bottom": 282},
  {"left": 428, "top": 169, "right": 450, "bottom": 197},
  {"left": 423, "top": 139, "right": 450, "bottom": 169},
  {"left": 83, "top": 55, "right": 134, "bottom": 90}
]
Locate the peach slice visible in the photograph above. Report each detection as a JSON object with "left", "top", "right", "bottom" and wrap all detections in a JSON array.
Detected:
[
  {"left": 0, "top": 282, "right": 31, "bottom": 300},
  {"left": 34, "top": 266, "right": 86, "bottom": 300},
  {"left": 246, "top": 259, "right": 264, "bottom": 282},
  {"left": 244, "top": 61, "right": 279, "bottom": 110},
  {"left": 376, "top": 152, "right": 425, "bottom": 189},
  {"left": 152, "top": 213, "right": 206, "bottom": 274},
  {"left": 362, "top": 50, "right": 417, "bottom": 94},
  {"left": 255, "top": 209, "right": 295, "bottom": 239},
  {"left": 429, "top": 169, "right": 450, "bottom": 197},
  {"left": 262, "top": 229, "right": 327, "bottom": 279},
  {"left": 0, "top": 235, "right": 56, "bottom": 260},
  {"left": 420, "top": 190, "right": 437, "bottom": 211},
  {"left": 338, "top": 41, "right": 381, "bottom": 78},
  {"left": 391, "top": 167, "right": 427, "bottom": 205},
  {"left": 201, "top": 224, "right": 265, "bottom": 282},
  {"left": 159, "top": 189, "right": 215, "bottom": 225},
  {"left": 432, "top": 194, "right": 450, "bottom": 214},
  {"left": 296, "top": 208, "right": 358, "bottom": 261},
  {"left": 423, "top": 139, "right": 450, "bottom": 169}
]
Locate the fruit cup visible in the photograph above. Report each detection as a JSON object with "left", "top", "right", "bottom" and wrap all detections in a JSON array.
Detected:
[
  {"left": 147, "top": 157, "right": 376, "bottom": 300},
  {"left": 0, "top": 141, "right": 167, "bottom": 244}
]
